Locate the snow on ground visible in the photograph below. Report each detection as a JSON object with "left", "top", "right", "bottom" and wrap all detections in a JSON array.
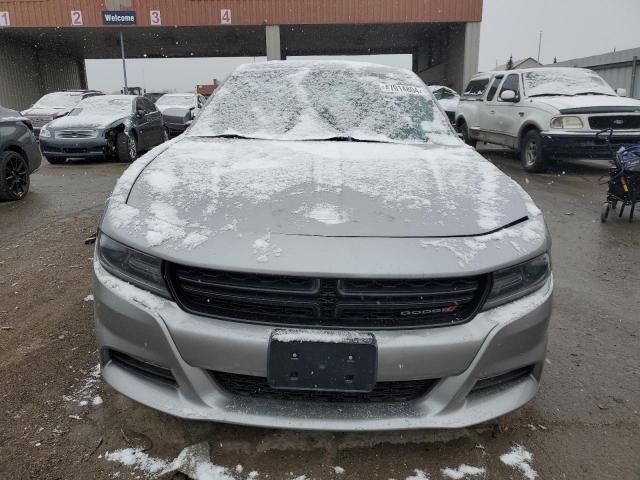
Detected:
[
  {"left": 500, "top": 444, "right": 538, "bottom": 480},
  {"left": 440, "top": 464, "right": 486, "bottom": 479},
  {"left": 83, "top": 294, "right": 94, "bottom": 302},
  {"left": 63, "top": 364, "right": 103, "bottom": 408},
  {"left": 104, "top": 442, "right": 538, "bottom": 480}
]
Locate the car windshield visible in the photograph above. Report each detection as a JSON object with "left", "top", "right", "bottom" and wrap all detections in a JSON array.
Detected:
[
  {"left": 156, "top": 94, "right": 195, "bottom": 107},
  {"left": 69, "top": 97, "right": 132, "bottom": 117},
  {"left": 34, "top": 92, "right": 83, "bottom": 109},
  {"left": 523, "top": 69, "right": 615, "bottom": 97},
  {"left": 189, "top": 61, "right": 456, "bottom": 145},
  {"left": 430, "top": 87, "right": 458, "bottom": 100}
]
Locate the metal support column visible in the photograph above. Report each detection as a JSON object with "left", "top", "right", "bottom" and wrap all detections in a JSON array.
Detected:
[
  {"left": 119, "top": 30, "right": 129, "bottom": 93},
  {"left": 265, "top": 25, "right": 282, "bottom": 61}
]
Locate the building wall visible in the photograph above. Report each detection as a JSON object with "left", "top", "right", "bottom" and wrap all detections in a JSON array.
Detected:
[{"left": 0, "top": 36, "right": 85, "bottom": 110}]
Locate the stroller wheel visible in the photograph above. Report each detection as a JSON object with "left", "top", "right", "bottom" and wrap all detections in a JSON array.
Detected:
[{"left": 601, "top": 202, "right": 610, "bottom": 223}]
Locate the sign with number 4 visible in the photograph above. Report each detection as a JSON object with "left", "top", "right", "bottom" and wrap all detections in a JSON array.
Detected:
[
  {"left": 71, "top": 10, "right": 83, "bottom": 26},
  {"left": 220, "top": 9, "right": 231, "bottom": 24},
  {"left": 150, "top": 10, "right": 161, "bottom": 25},
  {"left": 0, "top": 11, "right": 10, "bottom": 27}
]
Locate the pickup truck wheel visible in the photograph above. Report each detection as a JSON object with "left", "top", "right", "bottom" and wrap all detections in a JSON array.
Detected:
[
  {"left": 0, "top": 151, "right": 30, "bottom": 201},
  {"left": 116, "top": 132, "right": 137, "bottom": 163},
  {"left": 459, "top": 122, "right": 476, "bottom": 147},
  {"left": 521, "top": 130, "right": 548, "bottom": 172}
]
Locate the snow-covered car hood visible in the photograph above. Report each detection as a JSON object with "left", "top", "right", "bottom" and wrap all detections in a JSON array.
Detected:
[
  {"left": 437, "top": 97, "right": 459, "bottom": 113},
  {"left": 47, "top": 114, "right": 130, "bottom": 130},
  {"left": 534, "top": 95, "right": 640, "bottom": 113},
  {"left": 0, "top": 106, "right": 28, "bottom": 122},
  {"left": 102, "top": 134, "right": 540, "bottom": 243},
  {"left": 21, "top": 106, "right": 70, "bottom": 117}
]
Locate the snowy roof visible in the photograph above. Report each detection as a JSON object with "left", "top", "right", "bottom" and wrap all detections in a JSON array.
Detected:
[{"left": 550, "top": 46, "right": 640, "bottom": 68}]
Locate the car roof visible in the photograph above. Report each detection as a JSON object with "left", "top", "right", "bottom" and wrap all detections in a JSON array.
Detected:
[
  {"left": 472, "top": 67, "right": 593, "bottom": 78},
  {"left": 81, "top": 94, "right": 136, "bottom": 101}
]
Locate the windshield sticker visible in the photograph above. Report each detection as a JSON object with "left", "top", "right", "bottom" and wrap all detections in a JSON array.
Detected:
[{"left": 380, "top": 84, "right": 425, "bottom": 95}]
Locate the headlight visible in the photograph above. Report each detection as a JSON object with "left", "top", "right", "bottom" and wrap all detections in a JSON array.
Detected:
[
  {"left": 550, "top": 116, "right": 583, "bottom": 129},
  {"left": 97, "top": 232, "right": 171, "bottom": 299},
  {"left": 39, "top": 125, "right": 52, "bottom": 138},
  {"left": 483, "top": 253, "right": 551, "bottom": 310}
]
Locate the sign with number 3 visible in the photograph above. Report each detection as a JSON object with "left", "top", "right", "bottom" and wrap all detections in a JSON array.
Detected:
[
  {"left": 71, "top": 10, "right": 83, "bottom": 26},
  {"left": 150, "top": 10, "right": 161, "bottom": 25},
  {"left": 0, "top": 11, "right": 10, "bottom": 27},
  {"left": 220, "top": 9, "right": 231, "bottom": 24}
]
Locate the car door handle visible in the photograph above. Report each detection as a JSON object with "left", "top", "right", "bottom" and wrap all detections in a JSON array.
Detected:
[{"left": 489, "top": 110, "right": 495, "bottom": 114}]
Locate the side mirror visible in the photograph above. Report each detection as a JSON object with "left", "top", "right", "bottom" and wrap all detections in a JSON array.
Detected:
[
  {"left": 500, "top": 90, "right": 517, "bottom": 102},
  {"left": 616, "top": 88, "right": 627, "bottom": 97},
  {"left": 136, "top": 109, "right": 145, "bottom": 117}
]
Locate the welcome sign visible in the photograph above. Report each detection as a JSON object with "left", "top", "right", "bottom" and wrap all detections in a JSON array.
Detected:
[{"left": 102, "top": 10, "right": 137, "bottom": 25}]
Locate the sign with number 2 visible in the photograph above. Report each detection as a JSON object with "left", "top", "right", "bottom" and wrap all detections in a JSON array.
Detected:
[
  {"left": 220, "top": 9, "right": 231, "bottom": 24},
  {"left": 71, "top": 10, "right": 83, "bottom": 26}
]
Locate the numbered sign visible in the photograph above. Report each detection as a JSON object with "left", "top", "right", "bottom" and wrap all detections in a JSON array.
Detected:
[
  {"left": 150, "top": 10, "right": 161, "bottom": 25},
  {"left": 71, "top": 10, "right": 83, "bottom": 26},
  {"left": 0, "top": 11, "right": 10, "bottom": 27},
  {"left": 220, "top": 9, "right": 231, "bottom": 24}
]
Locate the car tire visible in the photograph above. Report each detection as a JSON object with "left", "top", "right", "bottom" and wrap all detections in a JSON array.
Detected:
[
  {"left": 47, "top": 156, "right": 65, "bottom": 165},
  {"left": 459, "top": 121, "right": 476, "bottom": 147},
  {"left": 521, "top": 130, "right": 548, "bottom": 172},
  {"left": 0, "top": 151, "right": 30, "bottom": 201},
  {"left": 117, "top": 132, "right": 137, "bottom": 163}
]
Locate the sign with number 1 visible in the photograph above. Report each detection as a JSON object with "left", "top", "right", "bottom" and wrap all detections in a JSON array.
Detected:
[
  {"left": 71, "top": 10, "right": 83, "bottom": 26},
  {"left": 150, "top": 10, "right": 161, "bottom": 25},
  {"left": 0, "top": 11, "right": 10, "bottom": 27},
  {"left": 220, "top": 9, "right": 231, "bottom": 24}
]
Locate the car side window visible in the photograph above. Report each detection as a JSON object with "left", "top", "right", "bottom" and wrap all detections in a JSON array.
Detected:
[
  {"left": 142, "top": 98, "right": 157, "bottom": 113},
  {"left": 462, "top": 78, "right": 489, "bottom": 100},
  {"left": 486, "top": 76, "right": 504, "bottom": 101},
  {"left": 499, "top": 74, "right": 521, "bottom": 101}
]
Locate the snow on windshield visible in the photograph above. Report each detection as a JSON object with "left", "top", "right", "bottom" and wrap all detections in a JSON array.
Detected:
[
  {"left": 35, "top": 92, "right": 83, "bottom": 109},
  {"left": 523, "top": 68, "right": 615, "bottom": 97},
  {"left": 70, "top": 96, "right": 133, "bottom": 117},
  {"left": 189, "top": 61, "right": 456, "bottom": 145},
  {"left": 157, "top": 94, "right": 195, "bottom": 108}
]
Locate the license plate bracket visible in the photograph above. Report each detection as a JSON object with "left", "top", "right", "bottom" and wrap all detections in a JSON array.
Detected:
[{"left": 267, "top": 330, "right": 377, "bottom": 392}]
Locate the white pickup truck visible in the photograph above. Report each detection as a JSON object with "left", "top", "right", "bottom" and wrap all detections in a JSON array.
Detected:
[{"left": 455, "top": 67, "right": 640, "bottom": 171}]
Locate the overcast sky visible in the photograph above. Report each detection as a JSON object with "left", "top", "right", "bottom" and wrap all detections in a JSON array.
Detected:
[{"left": 86, "top": 0, "right": 640, "bottom": 93}]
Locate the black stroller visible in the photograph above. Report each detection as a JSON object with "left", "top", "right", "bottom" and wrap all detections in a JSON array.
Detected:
[{"left": 599, "top": 129, "right": 640, "bottom": 223}]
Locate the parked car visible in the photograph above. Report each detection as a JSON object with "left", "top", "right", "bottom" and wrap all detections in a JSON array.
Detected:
[
  {"left": 155, "top": 93, "right": 206, "bottom": 137},
  {"left": 0, "top": 105, "right": 42, "bottom": 201},
  {"left": 94, "top": 61, "right": 552, "bottom": 430},
  {"left": 428, "top": 85, "right": 460, "bottom": 125},
  {"left": 455, "top": 67, "right": 640, "bottom": 172},
  {"left": 21, "top": 90, "right": 103, "bottom": 138},
  {"left": 144, "top": 92, "right": 166, "bottom": 104},
  {"left": 39, "top": 95, "right": 168, "bottom": 164}
]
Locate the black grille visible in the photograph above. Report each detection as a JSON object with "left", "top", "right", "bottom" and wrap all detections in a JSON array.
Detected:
[
  {"left": 212, "top": 371, "right": 437, "bottom": 403},
  {"left": 470, "top": 366, "right": 533, "bottom": 395},
  {"left": 166, "top": 264, "right": 489, "bottom": 329},
  {"left": 589, "top": 115, "right": 640, "bottom": 130},
  {"left": 109, "top": 350, "right": 177, "bottom": 387}
]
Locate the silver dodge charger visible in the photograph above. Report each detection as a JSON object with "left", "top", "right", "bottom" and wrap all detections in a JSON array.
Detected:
[{"left": 94, "top": 61, "right": 553, "bottom": 430}]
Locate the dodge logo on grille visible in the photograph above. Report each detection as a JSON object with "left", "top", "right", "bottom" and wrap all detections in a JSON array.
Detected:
[{"left": 400, "top": 305, "right": 457, "bottom": 316}]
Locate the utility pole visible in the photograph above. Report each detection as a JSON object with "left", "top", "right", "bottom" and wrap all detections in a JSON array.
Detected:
[
  {"left": 119, "top": 30, "right": 129, "bottom": 94},
  {"left": 537, "top": 30, "right": 543, "bottom": 62}
]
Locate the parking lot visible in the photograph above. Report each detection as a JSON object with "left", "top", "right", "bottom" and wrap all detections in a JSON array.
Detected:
[{"left": 0, "top": 148, "right": 638, "bottom": 480}]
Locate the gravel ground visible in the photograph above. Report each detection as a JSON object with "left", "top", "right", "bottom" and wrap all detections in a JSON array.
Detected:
[{"left": 0, "top": 151, "right": 638, "bottom": 479}]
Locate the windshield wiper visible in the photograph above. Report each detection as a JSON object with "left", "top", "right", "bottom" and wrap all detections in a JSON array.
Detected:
[
  {"left": 574, "top": 92, "right": 615, "bottom": 96},
  {"left": 313, "top": 136, "right": 390, "bottom": 143},
  {"left": 528, "top": 93, "right": 574, "bottom": 98}
]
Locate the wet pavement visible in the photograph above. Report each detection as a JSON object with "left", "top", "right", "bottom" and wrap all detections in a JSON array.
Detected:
[{"left": 0, "top": 151, "right": 638, "bottom": 479}]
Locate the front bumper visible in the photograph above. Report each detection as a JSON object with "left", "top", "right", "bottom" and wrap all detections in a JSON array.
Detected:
[
  {"left": 39, "top": 136, "right": 111, "bottom": 159},
  {"left": 94, "top": 261, "right": 553, "bottom": 431},
  {"left": 541, "top": 130, "right": 640, "bottom": 159}
]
